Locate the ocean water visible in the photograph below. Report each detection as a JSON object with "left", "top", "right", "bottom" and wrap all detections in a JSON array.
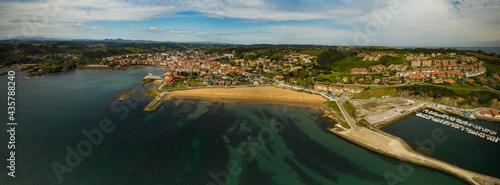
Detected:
[
  {"left": 382, "top": 114, "right": 500, "bottom": 178},
  {"left": 0, "top": 68, "right": 467, "bottom": 185},
  {"left": 402, "top": 47, "right": 500, "bottom": 55}
]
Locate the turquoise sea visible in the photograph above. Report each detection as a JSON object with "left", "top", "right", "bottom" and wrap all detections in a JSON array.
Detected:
[{"left": 0, "top": 68, "right": 468, "bottom": 184}]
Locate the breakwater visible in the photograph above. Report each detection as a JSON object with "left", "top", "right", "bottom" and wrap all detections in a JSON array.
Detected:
[
  {"left": 331, "top": 128, "right": 500, "bottom": 185},
  {"left": 144, "top": 91, "right": 169, "bottom": 112}
]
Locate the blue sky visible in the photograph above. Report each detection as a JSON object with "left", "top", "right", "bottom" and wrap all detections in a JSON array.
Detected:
[{"left": 0, "top": 0, "right": 499, "bottom": 46}]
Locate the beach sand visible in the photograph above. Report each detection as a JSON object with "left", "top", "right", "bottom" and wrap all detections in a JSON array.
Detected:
[{"left": 169, "top": 86, "right": 326, "bottom": 108}]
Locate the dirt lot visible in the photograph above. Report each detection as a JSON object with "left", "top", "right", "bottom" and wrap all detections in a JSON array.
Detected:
[{"left": 349, "top": 98, "right": 411, "bottom": 119}]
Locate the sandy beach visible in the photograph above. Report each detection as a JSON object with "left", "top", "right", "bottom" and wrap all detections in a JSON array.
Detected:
[{"left": 168, "top": 86, "right": 326, "bottom": 108}]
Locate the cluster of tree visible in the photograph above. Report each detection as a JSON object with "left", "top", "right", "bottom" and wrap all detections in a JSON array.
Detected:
[
  {"left": 395, "top": 85, "right": 500, "bottom": 107},
  {"left": 396, "top": 85, "right": 456, "bottom": 99},
  {"left": 0, "top": 41, "right": 215, "bottom": 66},
  {"left": 315, "top": 49, "right": 357, "bottom": 69}
]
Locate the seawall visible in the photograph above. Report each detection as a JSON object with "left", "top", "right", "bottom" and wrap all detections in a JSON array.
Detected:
[{"left": 331, "top": 128, "right": 500, "bottom": 185}]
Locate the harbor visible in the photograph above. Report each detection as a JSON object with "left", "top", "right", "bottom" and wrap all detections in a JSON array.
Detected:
[{"left": 416, "top": 109, "right": 499, "bottom": 143}]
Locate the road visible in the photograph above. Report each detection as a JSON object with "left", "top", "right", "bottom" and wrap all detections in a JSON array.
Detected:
[
  {"left": 276, "top": 83, "right": 360, "bottom": 129},
  {"left": 335, "top": 99, "right": 360, "bottom": 130},
  {"left": 335, "top": 128, "right": 500, "bottom": 185}
]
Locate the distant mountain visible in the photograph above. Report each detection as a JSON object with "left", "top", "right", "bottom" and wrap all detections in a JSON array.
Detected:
[{"left": 8, "top": 36, "right": 68, "bottom": 41}]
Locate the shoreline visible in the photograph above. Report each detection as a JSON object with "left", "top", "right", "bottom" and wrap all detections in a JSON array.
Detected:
[{"left": 6, "top": 64, "right": 165, "bottom": 77}]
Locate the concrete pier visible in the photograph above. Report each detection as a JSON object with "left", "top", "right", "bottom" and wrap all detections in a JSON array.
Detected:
[
  {"left": 330, "top": 126, "right": 500, "bottom": 185},
  {"left": 143, "top": 73, "right": 162, "bottom": 81},
  {"left": 143, "top": 91, "right": 169, "bottom": 112}
]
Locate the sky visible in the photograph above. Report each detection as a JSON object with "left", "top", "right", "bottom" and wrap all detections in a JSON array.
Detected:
[{"left": 0, "top": 0, "right": 499, "bottom": 46}]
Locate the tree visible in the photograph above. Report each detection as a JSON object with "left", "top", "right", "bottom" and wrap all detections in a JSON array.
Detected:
[
  {"left": 300, "top": 70, "right": 309, "bottom": 79},
  {"left": 310, "top": 69, "right": 319, "bottom": 77}
]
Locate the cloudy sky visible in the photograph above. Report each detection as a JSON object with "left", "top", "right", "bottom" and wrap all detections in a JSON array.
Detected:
[{"left": 0, "top": 0, "right": 499, "bottom": 46}]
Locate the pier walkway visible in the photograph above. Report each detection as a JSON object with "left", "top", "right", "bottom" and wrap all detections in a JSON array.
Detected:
[
  {"left": 333, "top": 128, "right": 500, "bottom": 185},
  {"left": 144, "top": 91, "right": 169, "bottom": 112},
  {"left": 143, "top": 73, "right": 162, "bottom": 80}
]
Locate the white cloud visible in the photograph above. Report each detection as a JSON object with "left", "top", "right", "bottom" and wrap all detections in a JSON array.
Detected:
[
  {"left": 349, "top": 0, "right": 500, "bottom": 46},
  {"left": 91, "top": 26, "right": 102, "bottom": 31},
  {"left": 66, "top": 22, "right": 86, "bottom": 27},
  {"left": 0, "top": 0, "right": 498, "bottom": 46},
  {"left": 149, "top": 27, "right": 168, "bottom": 33}
]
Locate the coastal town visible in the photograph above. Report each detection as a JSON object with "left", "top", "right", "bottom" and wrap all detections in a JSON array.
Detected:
[
  {"left": 10, "top": 44, "right": 500, "bottom": 185},
  {"left": 2, "top": 0, "right": 500, "bottom": 184},
  {"left": 97, "top": 49, "right": 495, "bottom": 89}
]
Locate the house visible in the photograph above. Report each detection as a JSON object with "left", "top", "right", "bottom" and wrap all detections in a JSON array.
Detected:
[
  {"left": 373, "top": 79, "right": 381, "bottom": 84},
  {"left": 328, "top": 85, "right": 344, "bottom": 93},
  {"left": 491, "top": 109, "right": 500, "bottom": 117},
  {"left": 482, "top": 110, "right": 493, "bottom": 117},
  {"left": 358, "top": 78, "right": 365, "bottom": 83},
  {"left": 351, "top": 68, "right": 369, "bottom": 74},
  {"left": 445, "top": 79, "right": 455, "bottom": 83},
  {"left": 343, "top": 86, "right": 365, "bottom": 93},
  {"left": 343, "top": 77, "right": 349, "bottom": 82},
  {"left": 433, "top": 79, "right": 444, "bottom": 83},
  {"left": 335, "top": 77, "right": 341, "bottom": 83},
  {"left": 411, "top": 60, "right": 421, "bottom": 67},
  {"left": 163, "top": 77, "right": 176, "bottom": 87},
  {"left": 392, "top": 78, "right": 403, "bottom": 83},
  {"left": 314, "top": 84, "right": 329, "bottom": 91},
  {"left": 369, "top": 64, "right": 386, "bottom": 72},
  {"left": 273, "top": 75, "right": 284, "bottom": 81},
  {"left": 466, "top": 79, "right": 475, "bottom": 84},
  {"left": 410, "top": 76, "right": 426, "bottom": 82},
  {"left": 290, "top": 66, "right": 302, "bottom": 71},
  {"left": 164, "top": 72, "right": 173, "bottom": 78}
]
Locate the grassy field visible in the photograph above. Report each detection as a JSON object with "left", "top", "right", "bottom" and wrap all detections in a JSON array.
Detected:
[
  {"left": 299, "top": 49, "right": 326, "bottom": 56},
  {"left": 325, "top": 101, "right": 351, "bottom": 129},
  {"left": 270, "top": 50, "right": 291, "bottom": 58},
  {"left": 353, "top": 82, "right": 497, "bottom": 99},
  {"left": 325, "top": 101, "right": 344, "bottom": 118},
  {"left": 415, "top": 82, "right": 489, "bottom": 90},
  {"left": 162, "top": 81, "right": 189, "bottom": 89},
  {"left": 343, "top": 101, "right": 357, "bottom": 119},
  {"left": 189, "top": 82, "right": 206, "bottom": 87},
  {"left": 341, "top": 122, "right": 351, "bottom": 129},
  {"left": 124, "top": 47, "right": 149, "bottom": 53},
  {"left": 356, "top": 119, "right": 369, "bottom": 128},
  {"left": 329, "top": 55, "right": 408, "bottom": 73},
  {"left": 483, "top": 61, "right": 500, "bottom": 73},
  {"left": 354, "top": 88, "right": 396, "bottom": 99}
]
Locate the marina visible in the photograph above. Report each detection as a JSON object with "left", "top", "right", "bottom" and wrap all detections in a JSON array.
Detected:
[{"left": 416, "top": 109, "right": 499, "bottom": 143}]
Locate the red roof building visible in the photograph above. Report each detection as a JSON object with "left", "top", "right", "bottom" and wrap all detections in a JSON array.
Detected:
[
  {"left": 490, "top": 109, "right": 500, "bottom": 117},
  {"left": 482, "top": 110, "right": 493, "bottom": 117},
  {"left": 164, "top": 77, "right": 176, "bottom": 87}
]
